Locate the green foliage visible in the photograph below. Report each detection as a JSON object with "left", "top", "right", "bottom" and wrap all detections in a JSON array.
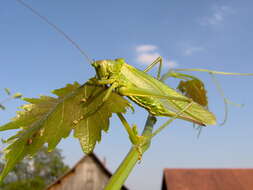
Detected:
[
  {"left": 177, "top": 79, "right": 208, "bottom": 107},
  {"left": 0, "top": 80, "right": 130, "bottom": 182},
  {"left": 0, "top": 89, "right": 22, "bottom": 111},
  {"left": 0, "top": 178, "right": 45, "bottom": 190},
  {"left": 160, "top": 70, "right": 208, "bottom": 108},
  {"left": 12, "top": 93, "right": 22, "bottom": 99},
  {"left": 0, "top": 104, "right": 5, "bottom": 110},
  {"left": 4, "top": 88, "right": 11, "bottom": 96},
  {"left": 0, "top": 146, "right": 69, "bottom": 190}
]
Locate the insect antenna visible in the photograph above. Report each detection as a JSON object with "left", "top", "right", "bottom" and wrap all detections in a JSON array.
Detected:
[
  {"left": 15, "top": 0, "right": 93, "bottom": 64},
  {"left": 209, "top": 73, "right": 243, "bottom": 126}
]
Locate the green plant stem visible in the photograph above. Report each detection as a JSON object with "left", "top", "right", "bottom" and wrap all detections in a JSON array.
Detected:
[{"left": 104, "top": 115, "right": 157, "bottom": 190}]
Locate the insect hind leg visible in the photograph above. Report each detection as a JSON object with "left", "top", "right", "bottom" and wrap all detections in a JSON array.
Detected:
[
  {"left": 149, "top": 101, "right": 194, "bottom": 139},
  {"left": 143, "top": 56, "right": 163, "bottom": 79}
]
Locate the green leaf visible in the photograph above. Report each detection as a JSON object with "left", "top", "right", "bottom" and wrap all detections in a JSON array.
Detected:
[
  {"left": 12, "top": 93, "right": 23, "bottom": 99},
  {"left": 73, "top": 85, "right": 130, "bottom": 153},
  {"left": 4, "top": 88, "right": 11, "bottom": 96},
  {"left": 0, "top": 104, "right": 5, "bottom": 110},
  {"left": 0, "top": 80, "right": 130, "bottom": 182},
  {"left": 177, "top": 79, "right": 208, "bottom": 107}
]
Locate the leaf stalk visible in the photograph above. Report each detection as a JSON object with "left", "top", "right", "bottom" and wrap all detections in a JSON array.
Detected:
[{"left": 104, "top": 115, "right": 156, "bottom": 190}]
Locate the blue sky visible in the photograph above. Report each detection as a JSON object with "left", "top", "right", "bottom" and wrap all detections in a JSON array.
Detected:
[{"left": 1, "top": 0, "right": 253, "bottom": 189}]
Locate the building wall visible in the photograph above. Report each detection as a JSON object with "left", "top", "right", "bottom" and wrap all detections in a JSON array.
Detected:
[{"left": 47, "top": 157, "right": 109, "bottom": 190}]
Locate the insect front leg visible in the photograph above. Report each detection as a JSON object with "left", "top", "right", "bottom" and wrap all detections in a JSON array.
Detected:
[
  {"left": 88, "top": 78, "right": 118, "bottom": 102},
  {"left": 102, "top": 82, "right": 119, "bottom": 102},
  {"left": 143, "top": 56, "right": 163, "bottom": 79},
  {"left": 83, "top": 78, "right": 119, "bottom": 118}
]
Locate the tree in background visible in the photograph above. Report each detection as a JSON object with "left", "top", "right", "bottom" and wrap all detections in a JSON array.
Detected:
[
  {"left": 0, "top": 146, "right": 69, "bottom": 190},
  {"left": 1, "top": 89, "right": 68, "bottom": 190}
]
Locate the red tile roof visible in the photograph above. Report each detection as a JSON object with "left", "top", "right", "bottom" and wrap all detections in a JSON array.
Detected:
[{"left": 162, "top": 168, "right": 253, "bottom": 190}]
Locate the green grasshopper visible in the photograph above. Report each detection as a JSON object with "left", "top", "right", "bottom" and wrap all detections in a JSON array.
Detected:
[
  {"left": 89, "top": 57, "right": 216, "bottom": 126},
  {"left": 82, "top": 56, "right": 216, "bottom": 157},
  {"left": 15, "top": 0, "right": 216, "bottom": 145}
]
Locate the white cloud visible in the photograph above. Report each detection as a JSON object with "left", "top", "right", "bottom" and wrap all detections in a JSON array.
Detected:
[
  {"left": 183, "top": 46, "right": 205, "bottom": 56},
  {"left": 135, "top": 44, "right": 178, "bottom": 68},
  {"left": 136, "top": 45, "right": 158, "bottom": 53},
  {"left": 136, "top": 52, "right": 160, "bottom": 65},
  {"left": 200, "top": 5, "right": 234, "bottom": 26},
  {"left": 135, "top": 44, "right": 160, "bottom": 65},
  {"left": 178, "top": 42, "right": 205, "bottom": 56},
  {"left": 166, "top": 60, "right": 178, "bottom": 68}
]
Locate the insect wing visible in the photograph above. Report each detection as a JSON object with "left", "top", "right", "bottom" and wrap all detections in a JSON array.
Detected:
[{"left": 121, "top": 64, "right": 216, "bottom": 125}]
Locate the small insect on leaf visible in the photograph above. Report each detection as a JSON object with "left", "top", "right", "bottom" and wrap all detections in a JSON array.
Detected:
[{"left": 177, "top": 79, "right": 208, "bottom": 107}]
